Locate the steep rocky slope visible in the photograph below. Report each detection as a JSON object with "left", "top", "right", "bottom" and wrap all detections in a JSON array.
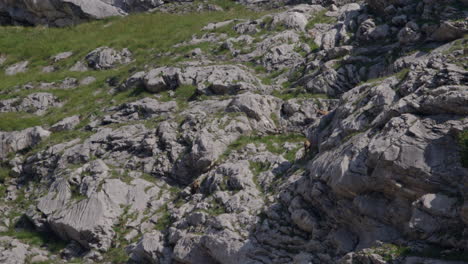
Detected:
[{"left": 0, "top": 0, "right": 467, "bottom": 263}]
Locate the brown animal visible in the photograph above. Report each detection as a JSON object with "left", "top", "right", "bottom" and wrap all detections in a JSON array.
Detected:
[
  {"left": 190, "top": 179, "right": 201, "bottom": 194},
  {"left": 304, "top": 139, "right": 311, "bottom": 155},
  {"left": 317, "top": 109, "right": 329, "bottom": 116}
]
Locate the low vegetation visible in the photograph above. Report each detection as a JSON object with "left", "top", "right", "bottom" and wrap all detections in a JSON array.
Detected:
[
  {"left": 0, "top": 1, "right": 264, "bottom": 134},
  {"left": 0, "top": 227, "right": 67, "bottom": 254},
  {"left": 305, "top": 9, "right": 337, "bottom": 30},
  {"left": 223, "top": 133, "right": 305, "bottom": 161}
]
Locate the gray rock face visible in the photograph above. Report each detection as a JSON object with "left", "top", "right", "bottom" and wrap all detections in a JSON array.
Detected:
[
  {"left": 0, "top": 237, "right": 48, "bottom": 264},
  {"left": 0, "top": 126, "right": 50, "bottom": 160},
  {"left": 0, "top": 0, "right": 163, "bottom": 26},
  {"left": 85, "top": 47, "right": 133, "bottom": 70},
  {"left": 0, "top": 1, "right": 467, "bottom": 263},
  {"left": 304, "top": 47, "right": 468, "bottom": 258},
  {"left": 126, "top": 64, "right": 268, "bottom": 96},
  {"left": 269, "top": 5, "right": 324, "bottom": 32},
  {"left": 0, "top": 92, "right": 62, "bottom": 115},
  {"left": 51, "top": 115, "right": 81, "bottom": 132},
  {"left": 48, "top": 192, "right": 120, "bottom": 251},
  {"left": 4, "top": 61, "right": 28, "bottom": 75},
  {"left": 102, "top": 98, "right": 177, "bottom": 124}
]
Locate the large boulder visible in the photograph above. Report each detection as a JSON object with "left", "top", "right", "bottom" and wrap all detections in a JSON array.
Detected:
[
  {"left": 0, "top": 126, "right": 50, "bottom": 160},
  {"left": 85, "top": 47, "right": 133, "bottom": 70},
  {"left": 0, "top": 0, "right": 163, "bottom": 26},
  {"left": 127, "top": 65, "right": 267, "bottom": 96},
  {"left": 4, "top": 61, "right": 28, "bottom": 75},
  {"left": 0, "top": 92, "right": 62, "bottom": 115}
]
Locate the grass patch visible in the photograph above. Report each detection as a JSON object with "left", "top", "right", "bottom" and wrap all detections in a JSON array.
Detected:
[
  {"left": 306, "top": 9, "right": 337, "bottom": 31},
  {"left": 0, "top": 165, "right": 9, "bottom": 184},
  {"left": 369, "top": 244, "right": 410, "bottom": 261},
  {"left": 222, "top": 133, "right": 305, "bottom": 161},
  {"left": 0, "top": 5, "right": 260, "bottom": 69},
  {"left": 1, "top": 228, "right": 67, "bottom": 254},
  {"left": 154, "top": 205, "right": 172, "bottom": 231},
  {"left": 172, "top": 84, "right": 198, "bottom": 106},
  {"left": 199, "top": 199, "right": 227, "bottom": 216},
  {"left": 249, "top": 161, "right": 270, "bottom": 177},
  {"left": 69, "top": 184, "right": 87, "bottom": 201},
  {"left": 103, "top": 247, "right": 129, "bottom": 263},
  {"left": 0, "top": 4, "right": 263, "bottom": 136},
  {"left": 0, "top": 165, "right": 10, "bottom": 198},
  {"left": 368, "top": 243, "right": 468, "bottom": 262},
  {"left": 395, "top": 68, "right": 410, "bottom": 81},
  {"left": 110, "top": 169, "right": 134, "bottom": 184}
]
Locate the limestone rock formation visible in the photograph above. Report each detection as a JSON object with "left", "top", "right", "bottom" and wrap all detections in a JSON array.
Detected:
[
  {"left": 0, "top": 0, "right": 163, "bottom": 26},
  {"left": 0, "top": 93, "right": 62, "bottom": 115},
  {"left": 0, "top": 0, "right": 467, "bottom": 263}
]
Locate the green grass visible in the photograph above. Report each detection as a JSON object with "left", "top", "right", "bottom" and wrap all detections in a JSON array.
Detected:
[
  {"left": 222, "top": 133, "right": 305, "bottom": 162},
  {"left": 306, "top": 9, "right": 337, "bottom": 31},
  {"left": 367, "top": 243, "right": 468, "bottom": 262},
  {"left": 154, "top": 205, "right": 172, "bottom": 231},
  {"left": 0, "top": 165, "right": 9, "bottom": 198},
  {"left": 459, "top": 130, "right": 468, "bottom": 168},
  {"left": 369, "top": 244, "right": 410, "bottom": 261},
  {"left": 69, "top": 184, "right": 87, "bottom": 201},
  {"left": 102, "top": 247, "right": 129, "bottom": 263},
  {"left": 0, "top": 228, "right": 67, "bottom": 254},
  {"left": 0, "top": 3, "right": 259, "bottom": 69},
  {"left": 249, "top": 161, "right": 270, "bottom": 177},
  {"left": 0, "top": 3, "right": 263, "bottom": 135},
  {"left": 110, "top": 169, "right": 134, "bottom": 184},
  {"left": 300, "top": 34, "right": 320, "bottom": 53},
  {"left": 159, "top": 84, "right": 198, "bottom": 108},
  {"left": 199, "top": 198, "right": 227, "bottom": 216},
  {"left": 0, "top": 70, "right": 138, "bottom": 132},
  {"left": 0, "top": 165, "right": 9, "bottom": 183}
]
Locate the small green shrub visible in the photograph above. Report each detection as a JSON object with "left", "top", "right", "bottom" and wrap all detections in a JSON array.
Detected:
[{"left": 370, "top": 244, "right": 410, "bottom": 261}]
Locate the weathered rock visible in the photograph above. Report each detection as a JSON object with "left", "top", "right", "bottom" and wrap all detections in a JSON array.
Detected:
[
  {"left": 0, "top": 237, "right": 30, "bottom": 264},
  {"left": 431, "top": 21, "right": 468, "bottom": 42},
  {"left": 52, "top": 51, "right": 73, "bottom": 62},
  {"left": 0, "top": 92, "right": 62, "bottom": 115},
  {"left": 51, "top": 115, "right": 81, "bottom": 132},
  {"left": 0, "top": 0, "right": 164, "bottom": 26},
  {"left": 398, "top": 22, "right": 421, "bottom": 44},
  {"left": 135, "top": 64, "right": 267, "bottom": 95},
  {"left": 227, "top": 92, "right": 281, "bottom": 132},
  {"left": 85, "top": 47, "right": 132, "bottom": 70},
  {"left": 5, "top": 61, "right": 28, "bottom": 75},
  {"left": 70, "top": 61, "right": 88, "bottom": 72},
  {"left": 143, "top": 67, "right": 181, "bottom": 93},
  {"left": 0, "top": 126, "right": 50, "bottom": 160},
  {"left": 102, "top": 98, "right": 177, "bottom": 124},
  {"left": 130, "top": 232, "right": 170, "bottom": 264}
]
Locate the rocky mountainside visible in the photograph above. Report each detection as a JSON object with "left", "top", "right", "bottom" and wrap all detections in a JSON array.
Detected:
[{"left": 0, "top": 0, "right": 467, "bottom": 263}]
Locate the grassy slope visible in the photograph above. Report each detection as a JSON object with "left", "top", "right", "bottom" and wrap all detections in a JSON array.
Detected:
[
  {"left": 0, "top": 1, "right": 267, "bottom": 260},
  {"left": 0, "top": 0, "right": 264, "bottom": 131}
]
